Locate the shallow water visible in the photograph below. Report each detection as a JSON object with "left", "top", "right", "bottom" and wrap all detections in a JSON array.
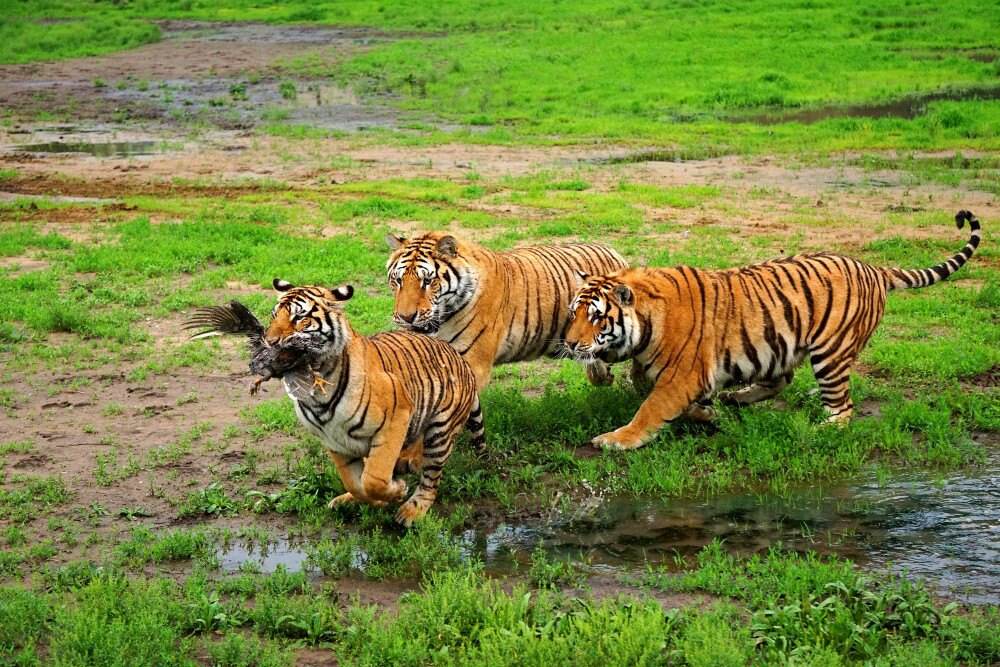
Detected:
[
  {"left": 218, "top": 538, "right": 310, "bottom": 574},
  {"left": 13, "top": 140, "right": 164, "bottom": 157},
  {"left": 218, "top": 453, "right": 1000, "bottom": 604}
]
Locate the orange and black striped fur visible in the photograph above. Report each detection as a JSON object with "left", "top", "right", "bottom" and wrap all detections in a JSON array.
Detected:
[
  {"left": 386, "top": 232, "right": 628, "bottom": 388},
  {"left": 189, "top": 280, "right": 484, "bottom": 526},
  {"left": 565, "top": 211, "right": 982, "bottom": 450}
]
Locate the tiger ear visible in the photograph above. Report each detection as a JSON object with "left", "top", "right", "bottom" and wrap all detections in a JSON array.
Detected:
[
  {"left": 385, "top": 234, "right": 406, "bottom": 250},
  {"left": 331, "top": 285, "right": 354, "bottom": 302},
  {"left": 273, "top": 278, "right": 295, "bottom": 292},
  {"left": 575, "top": 270, "right": 590, "bottom": 286},
  {"left": 614, "top": 284, "right": 633, "bottom": 306},
  {"left": 435, "top": 235, "right": 458, "bottom": 258}
]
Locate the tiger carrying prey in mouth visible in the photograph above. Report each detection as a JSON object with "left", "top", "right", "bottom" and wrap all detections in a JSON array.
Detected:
[
  {"left": 185, "top": 279, "right": 485, "bottom": 526},
  {"left": 564, "top": 210, "right": 982, "bottom": 451}
]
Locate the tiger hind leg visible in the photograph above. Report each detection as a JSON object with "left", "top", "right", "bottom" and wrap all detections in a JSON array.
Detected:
[
  {"left": 395, "top": 427, "right": 457, "bottom": 527},
  {"left": 586, "top": 360, "right": 614, "bottom": 386},
  {"left": 810, "top": 352, "right": 856, "bottom": 425},
  {"left": 465, "top": 395, "right": 487, "bottom": 456},
  {"left": 721, "top": 372, "right": 793, "bottom": 406}
]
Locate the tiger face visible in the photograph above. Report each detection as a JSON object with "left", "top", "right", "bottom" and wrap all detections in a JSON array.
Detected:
[
  {"left": 385, "top": 233, "right": 478, "bottom": 334},
  {"left": 565, "top": 272, "right": 639, "bottom": 364},
  {"left": 253, "top": 279, "right": 354, "bottom": 379}
]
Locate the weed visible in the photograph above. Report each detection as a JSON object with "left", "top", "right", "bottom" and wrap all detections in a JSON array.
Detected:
[
  {"left": 278, "top": 80, "right": 297, "bottom": 100},
  {"left": 528, "top": 545, "right": 586, "bottom": 589}
]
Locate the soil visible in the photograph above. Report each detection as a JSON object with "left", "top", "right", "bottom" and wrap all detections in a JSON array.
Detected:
[{"left": 0, "top": 21, "right": 401, "bottom": 131}]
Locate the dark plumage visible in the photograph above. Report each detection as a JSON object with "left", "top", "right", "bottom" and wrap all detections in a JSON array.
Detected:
[{"left": 183, "top": 301, "right": 264, "bottom": 340}]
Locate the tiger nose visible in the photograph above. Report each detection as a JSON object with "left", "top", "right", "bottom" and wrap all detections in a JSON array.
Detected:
[
  {"left": 398, "top": 312, "right": 417, "bottom": 324},
  {"left": 565, "top": 340, "right": 578, "bottom": 351}
]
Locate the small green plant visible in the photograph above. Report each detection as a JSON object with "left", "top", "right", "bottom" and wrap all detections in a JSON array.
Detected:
[
  {"left": 527, "top": 545, "right": 586, "bottom": 589},
  {"left": 278, "top": 80, "right": 297, "bottom": 100},
  {"left": 184, "top": 591, "right": 245, "bottom": 634},
  {"left": 229, "top": 82, "right": 249, "bottom": 101},
  {"left": 101, "top": 402, "right": 124, "bottom": 417},
  {"left": 178, "top": 482, "right": 239, "bottom": 518}
]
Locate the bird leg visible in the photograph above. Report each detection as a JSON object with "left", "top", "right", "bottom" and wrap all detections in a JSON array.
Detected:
[
  {"left": 249, "top": 376, "right": 267, "bottom": 396},
  {"left": 309, "top": 364, "right": 333, "bottom": 396}
]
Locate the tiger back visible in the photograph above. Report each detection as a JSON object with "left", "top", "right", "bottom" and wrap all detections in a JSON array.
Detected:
[{"left": 385, "top": 232, "right": 628, "bottom": 388}]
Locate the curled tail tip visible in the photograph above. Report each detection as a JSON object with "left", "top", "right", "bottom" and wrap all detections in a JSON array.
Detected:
[{"left": 956, "top": 209, "right": 980, "bottom": 230}]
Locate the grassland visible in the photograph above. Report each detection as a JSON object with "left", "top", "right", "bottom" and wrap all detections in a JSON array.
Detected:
[
  {"left": 5, "top": 0, "right": 1000, "bottom": 153},
  {"left": 1, "top": 1, "right": 999, "bottom": 664},
  {"left": 1, "top": 164, "right": 998, "bottom": 663}
]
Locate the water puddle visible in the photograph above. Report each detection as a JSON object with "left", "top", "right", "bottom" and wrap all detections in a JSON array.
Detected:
[
  {"left": 217, "top": 453, "right": 999, "bottom": 603},
  {"left": 474, "top": 453, "right": 1000, "bottom": 604},
  {"left": 218, "top": 537, "right": 310, "bottom": 574},
  {"left": 740, "top": 85, "right": 1000, "bottom": 125},
  {"left": 13, "top": 140, "right": 166, "bottom": 157}
]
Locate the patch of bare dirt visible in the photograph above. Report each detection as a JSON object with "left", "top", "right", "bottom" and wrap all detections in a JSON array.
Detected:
[
  {"left": 0, "top": 323, "right": 303, "bottom": 567},
  {"left": 966, "top": 365, "right": 1000, "bottom": 389},
  {"left": 295, "top": 648, "right": 338, "bottom": 667},
  {"left": 0, "top": 255, "right": 49, "bottom": 276},
  {"left": 0, "top": 172, "right": 284, "bottom": 200},
  {"left": 573, "top": 574, "right": 718, "bottom": 612}
]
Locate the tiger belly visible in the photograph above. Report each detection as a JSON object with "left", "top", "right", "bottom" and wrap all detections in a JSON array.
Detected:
[{"left": 713, "top": 339, "right": 805, "bottom": 392}]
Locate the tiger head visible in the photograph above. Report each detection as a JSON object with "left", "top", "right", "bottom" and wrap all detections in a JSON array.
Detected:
[
  {"left": 385, "top": 232, "right": 479, "bottom": 334},
  {"left": 252, "top": 279, "right": 354, "bottom": 378},
  {"left": 564, "top": 272, "right": 640, "bottom": 364}
]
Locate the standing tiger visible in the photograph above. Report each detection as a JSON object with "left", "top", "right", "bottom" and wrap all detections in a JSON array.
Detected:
[
  {"left": 385, "top": 232, "right": 628, "bottom": 388},
  {"left": 184, "top": 280, "right": 484, "bottom": 526},
  {"left": 564, "top": 210, "right": 982, "bottom": 450}
]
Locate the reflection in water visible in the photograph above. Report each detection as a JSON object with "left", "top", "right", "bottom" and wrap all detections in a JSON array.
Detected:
[
  {"left": 468, "top": 454, "right": 1000, "bottom": 604},
  {"left": 14, "top": 141, "right": 163, "bottom": 157},
  {"left": 217, "top": 454, "right": 999, "bottom": 604},
  {"left": 218, "top": 538, "right": 309, "bottom": 574}
]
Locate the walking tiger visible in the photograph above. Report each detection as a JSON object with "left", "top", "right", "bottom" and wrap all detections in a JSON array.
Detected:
[
  {"left": 386, "top": 232, "right": 628, "bottom": 389},
  {"left": 564, "top": 210, "right": 982, "bottom": 450}
]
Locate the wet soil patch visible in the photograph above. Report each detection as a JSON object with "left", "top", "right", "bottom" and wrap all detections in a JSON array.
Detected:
[
  {"left": 1, "top": 173, "right": 287, "bottom": 200},
  {"left": 13, "top": 140, "right": 165, "bottom": 158},
  {"left": 739, "top": 85, "right": 1000, "bottom": 125},
  {"left": 0, "top": 21, "right": 408, "bottom": 132}
]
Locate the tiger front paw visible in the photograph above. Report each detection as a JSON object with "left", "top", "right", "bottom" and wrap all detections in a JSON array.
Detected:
[
  {"left": 591, "top": 428, "right": 647, "bottom": 451},
  {"left": 586, "top": 362, "right": 614, "bottom": 386},
  {"left": 394, "top": 496, "right": 432, "bottom": 527}
]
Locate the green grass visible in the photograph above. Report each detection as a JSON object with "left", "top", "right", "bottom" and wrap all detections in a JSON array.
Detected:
[
  {"left": 0, "top": 3, "right": 160, "bottom": 64},
  {"left": 2, "top": 544, "right": 995, "bottom": 666},
  {"left": 5, "top": 1, "right": 1000, "bottom": 151}
]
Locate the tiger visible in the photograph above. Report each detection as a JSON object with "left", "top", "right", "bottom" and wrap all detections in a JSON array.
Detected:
[
  {"left": 184, "top": 279, "right": 485, "bottom": 526},
  {"left": 385, "top": 232, "right": 628, "bottom": 389},
  {"left": 564, "top": 210, "right": 982, "bottom": 451}
]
